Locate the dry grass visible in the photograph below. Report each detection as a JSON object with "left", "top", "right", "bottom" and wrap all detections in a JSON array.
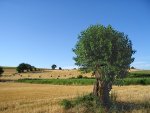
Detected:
[
  {"left": 0, "top": 83, "right": 92, "bottom": 113},
  {"left": 2, "top": 68, "right": 143, "bottom": 80},
  {"left": 2, "top": 69, "right": 92, "bottom": 80},
  {"left": 0, "top": 83, "right": 149, "bottom": 113},
  {"left": 3, "top": 68, "right": 17, "bottom": 76}
]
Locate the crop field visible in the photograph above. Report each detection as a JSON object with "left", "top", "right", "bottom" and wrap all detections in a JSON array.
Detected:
[
  {"left": 0, "top": 83, "right": 92, "bottom": 113},
  {"left": 0, "top": 83, "right": 149, "bottom": 113},
  {"left": 1, "top": 68, "right": 92, "bottom": 80},
  {"left": 0, "top": 68, "right": 150, "bottom": 112},
  {"left": 1, "top": 67, "right": 149, "bottom": 80}
]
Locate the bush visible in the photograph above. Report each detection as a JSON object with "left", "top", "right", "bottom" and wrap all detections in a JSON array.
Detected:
[
  {"left": 60, "top": 93, "right": 105, "bottom": 113},
  {"left": 77, "top": 75, "right": 83, "bottom": 79},
  {"left": 0, "top": 66, "right": 4, "bottom": 76},
  {"left": 60, "top": 99, "right": 73, "bottom": 109}
]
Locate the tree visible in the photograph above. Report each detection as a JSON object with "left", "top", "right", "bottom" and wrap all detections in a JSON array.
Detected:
[
  {"left": 16, "top": 63, "right": 33, "bottom": 73},
  {"left": 16, "top": 63, "right": 26, "bottom": 73},
  {"left": 59, "top": 67, "right": 62, "bottom": 70},
  {"left": 0, "top": 66, "right": 4, "bottom": 77},
  {"left": 51, "top": 64, "right": 57, "bottom": 70},
  {"left": 73, "top": 25, "right": 135, "bottom": 109},
  {"left": 131, "top": 66, "right": 135, "bottom": 69}
]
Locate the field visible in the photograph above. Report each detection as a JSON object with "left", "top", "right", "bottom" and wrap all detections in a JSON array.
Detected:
[
  {"left": 0, "top": 68, "right": 150, "bottom": 112},
  {"left": 0, "top": 83, "right": 149, "bottom": 113},
  {"left": 1, "top": 68, "right": 92, "bottom": 80},
  {"left": 0, "top": 83, "right": 92, "bottom": 113}
]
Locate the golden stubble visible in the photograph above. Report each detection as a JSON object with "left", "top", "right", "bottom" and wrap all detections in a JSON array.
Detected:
[{"left": 0, "top": 83, "right": 150, "bottom": 113}]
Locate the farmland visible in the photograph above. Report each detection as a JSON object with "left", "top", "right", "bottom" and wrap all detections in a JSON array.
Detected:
[
  {"left": 0, "top": 83, "right": 149, "bottom": 113},
  {"left": 1, "top": 67, "right": 92, "bottom": 80},
  {"left": 0, "top": 68, "right": 150, "bottom": 112}
]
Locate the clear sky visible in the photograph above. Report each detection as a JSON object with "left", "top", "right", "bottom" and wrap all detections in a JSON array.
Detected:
[{"left": 0, "top": 0, "right": 150, "bottom": 69}]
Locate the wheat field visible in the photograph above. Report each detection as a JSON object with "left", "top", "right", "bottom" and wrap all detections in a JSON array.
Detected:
[
  {"left": 2, "top": 69, "right": 92, "bottom": 80},
  {"left": 0, "top": 83, "right": 149, "bottom": 113},
  {"left": 0, "top": 83, "right": 92, "bottom": 113},
  {"left": 2, "top": 68, "right": 140, "bottom": 80}
]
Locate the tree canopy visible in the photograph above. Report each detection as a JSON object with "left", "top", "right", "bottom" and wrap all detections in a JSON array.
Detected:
[
  {"left": 51, "top": 64, "right": 57, "bottom": 70},
  {"left": 16, "top": 63, "right": 36, "bottom": 73},
  {"left": 73, "top": 25, "right": 135, "bottom": 80}
]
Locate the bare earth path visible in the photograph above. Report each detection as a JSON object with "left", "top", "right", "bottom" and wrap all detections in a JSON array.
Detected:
[{"left": 0, "top": 83, "right": 150, "bottom": 113}]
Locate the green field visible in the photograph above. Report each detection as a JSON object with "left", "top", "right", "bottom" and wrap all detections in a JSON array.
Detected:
[
  {"left": 17, "top": 78, "right": 96, "bottom": 85},
  {"left": 17, "top": 77, "right": 150, "bottom": 85},
  {"left": 128, "top": 70, "right": 150, "bottom": 78}
]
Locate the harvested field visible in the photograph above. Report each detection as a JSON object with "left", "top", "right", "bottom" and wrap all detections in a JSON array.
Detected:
[
  {"left": 0, "top": 83, "right": 149, "bottom": 113},
  {"left": 0, "top": 83, "right": 92, "bottom": 113},
  {"left": 2, "top": 69, "right": 92, "bottom": 80}
]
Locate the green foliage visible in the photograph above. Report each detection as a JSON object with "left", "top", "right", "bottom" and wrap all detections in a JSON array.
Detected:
[
  {"left": 16, "top": 63, "right": 36, "bottom": 73},
  {"left": 60, "top": 93, "right": 150, "bottom": 113},
  {"left": 77, "top": 75, "right": 83, "bottom": 79},
  {"left": 0, "top": 66, "right": 4, "bottom": 76},
  {"left": 51, "top": 64, "right": 57, "bottom": 70},
  {"left": 128, "top": 73, "right": 150, "bottom": 78},
  {"left": 130, "top": 66, "right": 135, "bottom": 69},
  {"left": 73, "top": 24, "right": 135, "bottom": 81},
  {"left": 61, "top": 93, "right": 110, "bottom": 113},
  {"left": 17, "top": 78, "right": 95, "bottom": 85},
  {"left": 60, "top": 99, "right": 73, "bottom": 109},
  {"left": 17, "top": 78, "right": 150, "bottom": 85},
  {"left": 114, "top": 78, "right": 150, "bottom": 85}
]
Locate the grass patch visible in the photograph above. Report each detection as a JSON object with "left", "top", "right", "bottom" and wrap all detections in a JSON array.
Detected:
[
  {"left": 60, "top": 93, "right": 150, "bottom": 113},
  {"left": 114, "top": 78, "right": 150, "bottom": 85},
  {"left": 17, "top": 77, "right": 150, "bottom": 85},
  {"left": 128, "top": 70, "right": 150, "bottom": 78},
  {"left": 17, "top": 78, "right": 95, "bottom": 85},
  {"left": 128, "top": 73, "right": 150, "bottom": 78}
]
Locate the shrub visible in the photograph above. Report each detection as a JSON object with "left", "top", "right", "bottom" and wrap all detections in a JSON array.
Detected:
[
  {"left": 60, "top": 99, "right": 73, "bottom": 109},
  {"left": 77, "top": 75, "right": 83, "bottom": 79},
  {"left": 0, "top": 66, "right": 4, "bottom": 77}
]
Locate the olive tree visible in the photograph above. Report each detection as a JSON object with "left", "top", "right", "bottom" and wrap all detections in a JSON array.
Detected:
[{"left": 73, "top": 25, "right": 135, "bottom": 108}]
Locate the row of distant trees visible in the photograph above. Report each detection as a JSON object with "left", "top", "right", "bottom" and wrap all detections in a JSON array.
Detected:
[
  {"left": 16, "top": 63, "right": 62, "bottom": 73},
  {"left": 0, "top": 64, "right": 62, "bottom": 75},
  {"left": 0, "top": 64, "right": 61, "bottom": 76}
]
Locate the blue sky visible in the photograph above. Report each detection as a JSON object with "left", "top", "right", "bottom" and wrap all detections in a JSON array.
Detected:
[{"left": 0, "top": 0, "right": 150, "bottom": 69}]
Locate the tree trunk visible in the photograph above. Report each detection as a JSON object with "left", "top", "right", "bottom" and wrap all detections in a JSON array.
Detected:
[{"left": 93, "top": 70, "right": 112, "bottom": 109}]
